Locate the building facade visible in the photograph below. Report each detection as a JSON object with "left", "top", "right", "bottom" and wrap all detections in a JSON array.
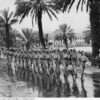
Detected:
[{"left": 47, "top": 33, "right": 91, "bottom": 49}]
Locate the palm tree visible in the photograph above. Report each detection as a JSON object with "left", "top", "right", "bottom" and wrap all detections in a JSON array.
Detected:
[
  {"left": 19, "top": 28, "right": 38, "bottom": 51},
  {"left": 14, "top": 0, "right": 59, "bottom": 48},
  {"left": 0, "top": 27, "right": 5, "bottom": 46},
  {"left": 9, "top": 28, "right": 23, "bottom": 48},
  {"left": 55, "top": 24, "right": 76, "bottom": 49},
  {"left": 54, "top": 0, "right": 100, "bottom": 57},
  {"left": 54, "top": 29, "right": 63, "bottom": 46},
  {"left": 83, "top": 28, "right": 91, "bottom": 45},
  {"left": 0, "top": 27, "right": 24, "bottom": 48},
  {"left": 0, "top": 8, "right": 18, "bottom": 50}
]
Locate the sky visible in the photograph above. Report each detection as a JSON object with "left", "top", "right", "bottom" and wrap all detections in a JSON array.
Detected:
[{"left": 0, "top": 0, "right": 90, "bottom": 35}]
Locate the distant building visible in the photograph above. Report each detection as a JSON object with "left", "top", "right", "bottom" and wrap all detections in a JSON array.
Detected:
[
  {"left": 30, "top": 33, "right": 91, "bottom": 50},
  {"left": 75, "top": 35, "right": 85, "bottom": 46},
  {"left": 74, "top": 34, "right": 91, "bottom": 46},
  {"left": 47, "top": 33, "right": 91, "bottom": 49}
]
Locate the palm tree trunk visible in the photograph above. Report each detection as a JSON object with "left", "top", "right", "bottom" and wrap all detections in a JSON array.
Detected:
[
  {"left": 90, "top": 1, "right": 100, "bottom": 57},
  {"left": 37, "top": 11, "right": 45, "bottom": 49},
  {"left": 5, "top": 24, "right": 10, "bottom": 50},
  {"left": 64, "top": 38, "right": 68, "bottom": 49},
  {"left": 63, "top": 35, "right": 68, "bottom": 49},
  {"left": 26, "top": 41, "right": 30, "bottom": 51}
]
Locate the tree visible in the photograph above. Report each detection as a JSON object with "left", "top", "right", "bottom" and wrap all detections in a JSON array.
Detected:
[
  {"left": 54, "top": 29, "right": 64, "bottom": 46},
  {"left": 54, "top": 0, "right": 100, "bottom": 57},
  {"left": 9, "top": 28, "right": 23, "bottom": 48},
  {"left": 14, "top": 0, "right": 59, "bottom": 48},
  {"left": 19, "top": 28, "right": 38, "bottom": 51},
  {"left": 83, "top": 28, "right": 91, "bottom": 44},
  {"left": 89, "top": 1, "right": 100, "bottom": 57},
  {"left": 0, "top": 27, "right": 24, "bottom": 48},
  {"left": 0, "top": 27, "right": 5, "bottom": 46},
  {"left": 54, "top": 24, "right": 76, "bottom": 49},
  {"left": 0, "top": 8, "right": 18, "bottom": 50}
]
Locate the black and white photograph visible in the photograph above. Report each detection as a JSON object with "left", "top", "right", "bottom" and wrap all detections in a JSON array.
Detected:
[{"left": 0, "top": 0, "right": 100, "bottom": 98}]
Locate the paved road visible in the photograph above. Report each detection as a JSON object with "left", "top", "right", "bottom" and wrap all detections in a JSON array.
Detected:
[{"left": 0, "top": 61, "right": 100, "bottom": 97}]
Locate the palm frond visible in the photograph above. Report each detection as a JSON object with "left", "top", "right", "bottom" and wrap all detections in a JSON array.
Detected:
[
  {"left": 77, "top": 0, "right": 82, "bottom": 11},
  {"left": 54, "top": 34, "right": 63, "bottom": 40},
  {"left": 22, "top": 28, "right": 30, "bottom": 41},
  {"left": 81, "top": 0, "right": 86, "bottom": 11},
  {"left": 1, "top": 8, "right": 9, "bottom": 21},
  {"left": 15, "top": 1, "right": 31, "bottom": 23},
  {"left": 45, "top": 8, "right": 53, "bottom": 20},
  {"left": 67, "top": 33, "right": 76, "bottom": 40},
  {"left": 8, "top": 11, "right": 13, "bottom": 21},
  {"left": 47, "top": 8, "right": 58, "bottom": 20},
  {"left": 22, "top": 28, "right": 35, "bottom": 41},
  {"left": 68, "top": 0, "right": 75, "bottom": 12},
  {"left": 10, "top": 19, "right": 18, "bottom": 25},
  {"left": 54, "top": 0, "right": 95, "bottom": 12},
  {"left": 0, "top": 16, "right": 5, "bottom": 27},
  {"left": 83, "top": 28, "right": 91, "bottom": 43}
]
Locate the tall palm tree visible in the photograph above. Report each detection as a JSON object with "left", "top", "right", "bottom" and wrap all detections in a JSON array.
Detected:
[
  {"left": 14, "top": 0, "right": 59, "bottom": 48},
  {"left": 54, "top": 0, "right": 100, "bottom": 57},
  {"left": 55, "top": 24, "right": 76, "bottom": 49},
  {"left": 0, "top": 8, "right": 18, "bottom": 50}
]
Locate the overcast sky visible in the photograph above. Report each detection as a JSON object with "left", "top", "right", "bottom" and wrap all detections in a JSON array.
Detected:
[{"left": 0, "top": 0, "right": 90, "bottom": 34}]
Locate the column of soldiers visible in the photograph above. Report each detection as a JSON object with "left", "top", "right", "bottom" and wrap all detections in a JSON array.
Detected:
[{"left": 0, "top": 49, "right": 88, "bottom": 96}]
